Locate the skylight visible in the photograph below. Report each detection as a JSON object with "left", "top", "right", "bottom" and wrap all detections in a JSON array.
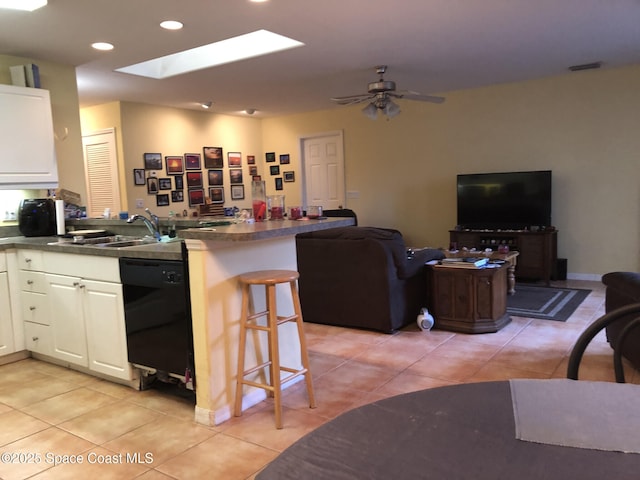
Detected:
[{"left": 116, "top": 29, "right": 304, "bottom": 79}]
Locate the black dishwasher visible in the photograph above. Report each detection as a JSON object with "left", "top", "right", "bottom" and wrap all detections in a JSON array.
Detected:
[{"left": 119, "top": 253, "right": 194, "bottom": 391}]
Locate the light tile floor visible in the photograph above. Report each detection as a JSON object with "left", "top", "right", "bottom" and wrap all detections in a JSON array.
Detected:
[{"left": 1, "top": 279, "right": 637, "bottom": 479}]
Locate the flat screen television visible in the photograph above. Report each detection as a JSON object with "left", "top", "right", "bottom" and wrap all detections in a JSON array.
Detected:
[{"left": 456, "top": 170, "right": 552, "bottom": 230}]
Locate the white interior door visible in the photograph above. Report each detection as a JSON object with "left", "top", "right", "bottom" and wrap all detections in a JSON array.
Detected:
[
  {"left": 82, "top": 128, "right": 120, "bottom": 217},
  {"left": 302, "top": 131, "right": 345, "bottom": 210}
]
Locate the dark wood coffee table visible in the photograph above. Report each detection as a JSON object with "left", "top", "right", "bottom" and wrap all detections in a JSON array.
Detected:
[
  {"left": 444, "top": 250, "right": 519, "bottom": 294},
  {"left": 426, "top": 260, "right": 511, "bottom": 333}
]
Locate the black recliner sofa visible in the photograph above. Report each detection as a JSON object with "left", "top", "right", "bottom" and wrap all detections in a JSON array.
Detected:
[{"left": 295, "top": 226, "right": 445, "bottom": 333}]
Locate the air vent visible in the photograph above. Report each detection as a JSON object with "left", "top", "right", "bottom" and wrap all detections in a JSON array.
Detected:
[{"left": 568, "top": 62, "right": 602, "bottom": 72}]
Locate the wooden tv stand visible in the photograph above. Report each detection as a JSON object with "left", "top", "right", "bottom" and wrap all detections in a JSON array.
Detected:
[{"left": 449, "top": 229, "right": 557, "bottom": 285}]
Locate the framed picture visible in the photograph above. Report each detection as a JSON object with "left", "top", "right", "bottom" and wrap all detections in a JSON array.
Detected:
[
  {"left": 283, "top": 171, "right": 295, "bottom": 182},
  {"left": 228, "top": 151, "right": 242, "bottom": 167},
  {"left": 147, "top": 177, "right": 159, "bottom": 194},
  {"left": 247, "top": 155, "right": 256, "bottom": 165},
  {"left": 249, "top": 166, "right": 258, "bottom": 176},
  {"left": 229, "top": 169, "right": 243, "bottom": 184},
  {"left": 203, "top": 146, "right": 223, "bottom": 168},
  {"left": 209, "top": 187, "right": 224, "bottom": 203},
  {"left": 188, "top": 188, "right": 205, "bottom": 207},
  {"left": 174, "top": 175, "right": 184, "bottom": 189},
  {"left": 231, "top": 184, "right": 245, "bottom": 200},
  {"left": 133, "top": 168, "right": 146, "bottom": 185},
  {"left": 270, "top": 165, "right": 280, "bottom": 176},
  {"left": 208, "top": 169, "right": 223, "bottom": 186},
  {"left": 171, "top": 190, "right": 184, "bottom": 203},
  {"left": 165, "top": 156, "right": 184, "bottom": 175},
  {"left": 144, "top": 152, "right": 162, "bottom": 170},
  {"left": 158, "top": 178, "right": 172, "bottom": 190},
  {"left": 156, "top": 193, "right": 170, "bottom": 206},
  {"left": 186, "top": 171, "right": 203, "bottom": 188},
  {"left": 279, "top": 154, "right": 290, "bottom": 164},
  {"left": 275, "top": 177, "right": 283, "bottom": 191},
  {"left": 265, "top": 152, "right": 276, "bottom": 163},
  {"left": 185, "top": 153, "right": 201, "bottom": 170}
]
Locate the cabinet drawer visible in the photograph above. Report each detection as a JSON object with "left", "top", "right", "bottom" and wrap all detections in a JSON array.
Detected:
[
  {"left": 19, "top": 271, "right": 47, "bottom": 293},
  {"left": 24, "top": 321, "right": 51, "bottom": 355},
  {"left": 0, "top": 252, "right": 6, "bottom": 272},
  {"left": 21, "top": 291, "right": 49, "bottom": 325},
  {"left": 17, "top": 250, "right": 44, "bottom": 271}
]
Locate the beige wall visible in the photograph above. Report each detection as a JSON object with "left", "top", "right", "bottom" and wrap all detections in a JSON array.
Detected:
[
  {"left": 80, "top": 102, "right": 263, "bottom": 218},
  {"left": 76, "top": 64, "right": 640, "bottom": 278},
  {"left": 0, "top": 55, "right": 86, "bottom": 203},
  {"left": 263, "top": 64, "right": 640, "bottom": 278}
]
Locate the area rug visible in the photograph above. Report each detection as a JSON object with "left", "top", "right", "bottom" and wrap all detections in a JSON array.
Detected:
[{"left": 506, "top": 284, "right": 591, "bottom": 322}]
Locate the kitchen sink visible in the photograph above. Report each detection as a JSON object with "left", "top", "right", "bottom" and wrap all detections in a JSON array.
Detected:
[
  {"left": 48, "top": 235, "right": 155, "bottom": 248},
  {"left": 48, "top": 234, "right": 182, "bottom": 249}
]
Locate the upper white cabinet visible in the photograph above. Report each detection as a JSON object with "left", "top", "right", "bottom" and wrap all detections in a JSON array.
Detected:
[{"left": 0, "top": 84, "right": 58, "bottom": 189}]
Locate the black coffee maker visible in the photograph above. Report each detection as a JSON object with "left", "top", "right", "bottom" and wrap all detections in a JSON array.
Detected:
[{"left": 18, "top": 198, "right": 56, "bottom": 237}]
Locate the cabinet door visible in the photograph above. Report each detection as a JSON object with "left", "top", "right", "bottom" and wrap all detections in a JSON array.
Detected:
[
  {"left": 46, "top": 273, "right": 88, "bottom": 367},
  {"left": 517, "top": 235, "right": 545, "bottom": 278},
  {"left": 0, "top": 85, "right": 58, "bottom": 188},
  {"left": 0, "top": 272, "right": 15, "bottom": 355},
  {"left": 82, "top": 279, "right": 132, "bottom": 380}
]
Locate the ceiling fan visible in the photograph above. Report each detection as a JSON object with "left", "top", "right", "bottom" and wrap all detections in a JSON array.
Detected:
[{"left": 331, "top": 65, "right": 445, "bottom": 119}]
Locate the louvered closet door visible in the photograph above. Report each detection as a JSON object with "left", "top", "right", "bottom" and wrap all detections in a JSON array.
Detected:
[{"left": 82, "top": 128, "right": 121, "bottom": 218}]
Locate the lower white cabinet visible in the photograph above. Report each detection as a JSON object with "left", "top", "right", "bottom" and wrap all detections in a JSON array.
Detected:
[
  {"left": 46, "top": 273, "right": 88, "bottom": 367},
  {"left": 0, "top": 268, "right": 15, "bottom": 356},
  {"left": 13, "top": 250, "right": 132, "bottom": 381},
  {"left": 45, "top": 272, "right": 131, "bottom": 380}
]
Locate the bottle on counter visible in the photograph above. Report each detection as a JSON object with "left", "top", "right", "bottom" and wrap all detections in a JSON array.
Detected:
[{"left": 168, "top": 210, "right": 176, "bottom": 238}]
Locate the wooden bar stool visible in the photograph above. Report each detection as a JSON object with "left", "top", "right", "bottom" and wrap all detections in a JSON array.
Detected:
[{"left": 234, "top": 269, "right": 316, "bottom": 429}]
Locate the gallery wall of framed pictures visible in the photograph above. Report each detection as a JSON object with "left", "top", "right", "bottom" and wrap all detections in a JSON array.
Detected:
[{"left": 134, "top": 148, "right": 296, "bottom": 210}]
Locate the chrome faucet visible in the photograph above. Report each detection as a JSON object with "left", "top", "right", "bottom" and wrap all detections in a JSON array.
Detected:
[
  {"left": 127, "top": 210, "right": 161, "bottom": 240},
  {"left": 145, "top": 208, "right": 160, "bottom": 232}
]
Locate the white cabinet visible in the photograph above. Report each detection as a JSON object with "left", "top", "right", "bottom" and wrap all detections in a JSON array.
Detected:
[
  {"left": 46, "top": 273, "right": 130, "bottom": 379},
  {"left": 82, "top": 279, "right": 130, "bottom": 379},
  {"left": 46, "top": 273, "right": 88, "bottom": 367},
  {"left": 16, "top": 250, "right": 132, "bottom": 381},
  {"left": 0, "top": 84, "right": 58, "bottom": 189},
  {"left": 42, "top": 252, "right": 132, "bottom": 380},
  {"left": 0, "top": 253, "right": 15, "bottom": 356},
  {"left": 18, "top": 250, "right": 51, "bottom": 355}
]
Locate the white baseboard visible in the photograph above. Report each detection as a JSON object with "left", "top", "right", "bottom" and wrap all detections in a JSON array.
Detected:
[
  {"left": 567, "top": 273, "right": 602, "bottom": 282},
  {"left": 193, "top": 375, "right": 303, "bottom": 426}
]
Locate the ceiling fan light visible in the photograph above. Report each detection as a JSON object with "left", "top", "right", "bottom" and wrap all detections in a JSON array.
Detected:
[
  {"left": 383, "top": 100, "right": 401, "bottom": 118},
  {"left": 362, "top": 102, "right": 378, "bottom": 120}
]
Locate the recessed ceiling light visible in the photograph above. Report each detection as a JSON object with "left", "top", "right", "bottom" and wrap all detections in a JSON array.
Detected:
[
  {"left": 92, "top": 42, "right": 114, "bottom": 51},
  {"left": 0, "top": 0, "right": 47, "bottom": 11},
  {"left": 201, "top": 102, "right": 213, "bottom": 109},
  {"left": 250, "top": 0, "right": 269, "bottom": 3},
  {"left": 245, "top": 108, "right": 256, "bottom": 115},
  {"left": 116, "top": 29, "right": 304, "bottom": 79},
  {"left": 160, "top": 20, "right": 183, "bottom": 30}
]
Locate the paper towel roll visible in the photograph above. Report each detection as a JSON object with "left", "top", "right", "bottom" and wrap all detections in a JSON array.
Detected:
[{"left": 55, "top": 199, "right": 65, "bottom": 235}]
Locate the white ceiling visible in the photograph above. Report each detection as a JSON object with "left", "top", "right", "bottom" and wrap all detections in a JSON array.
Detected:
[{"left": 1, "top": 0, "right": 639, "bottom": 117}]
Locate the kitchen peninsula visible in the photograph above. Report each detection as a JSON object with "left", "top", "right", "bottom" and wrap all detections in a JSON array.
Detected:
[{"left": 179, "top": 217, "right": 355, "bottom": 426}]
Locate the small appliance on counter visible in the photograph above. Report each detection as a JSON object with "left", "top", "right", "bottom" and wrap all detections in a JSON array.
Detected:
[{"left": 18, "top": 198, "right": 56, "bottom": 237}]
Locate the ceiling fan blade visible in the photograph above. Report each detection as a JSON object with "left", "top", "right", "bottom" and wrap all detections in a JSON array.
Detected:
[
  {"left": 397, "top": 90, "right": 446, "bottom": 104},
  {"left": 330, "top": 94, "right": 374, "bottom": 105}
]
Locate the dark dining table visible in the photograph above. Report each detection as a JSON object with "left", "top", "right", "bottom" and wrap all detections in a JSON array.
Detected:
[{"left": 257, "top": 380, "right": 640, "bottom": 480}]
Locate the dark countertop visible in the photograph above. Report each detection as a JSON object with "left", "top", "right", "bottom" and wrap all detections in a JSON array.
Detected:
[
  {"left": 0, "top": 217, "right": 355, "bottom": 260},
  {"left": 0, "top": 235, "right": 185, "bottom": 261},
  {"left": 179, "top": 217, "right": 355, "bottom": 242}
]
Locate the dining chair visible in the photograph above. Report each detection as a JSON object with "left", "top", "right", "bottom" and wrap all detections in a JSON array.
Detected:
[{"left": 567, "top": 303, "right": 640, "bottom": 382}]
